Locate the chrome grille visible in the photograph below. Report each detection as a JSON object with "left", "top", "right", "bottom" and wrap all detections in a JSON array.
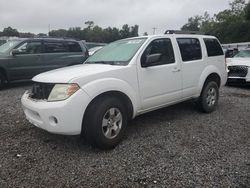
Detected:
[{"left": 228, "top": 66, "right": 248, "bottom": 77}]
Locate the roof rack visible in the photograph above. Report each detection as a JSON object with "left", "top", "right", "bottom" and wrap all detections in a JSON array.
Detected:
[
  {"left": 165, "top": 30, "right": 206, "bottom": 35},
  {"left": 36, "top": 36, "right": 81, "bottom": 41}
]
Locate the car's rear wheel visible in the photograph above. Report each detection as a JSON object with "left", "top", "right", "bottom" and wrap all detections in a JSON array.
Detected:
[
  {"left": 0, "top": 72, "right": 6, "bottom": 90},
  {"left": 82, "top": 96, "right": 128, "bottom": 149},
  {"left": 197, "top": 81, "right": 219, "bottom": 113}
]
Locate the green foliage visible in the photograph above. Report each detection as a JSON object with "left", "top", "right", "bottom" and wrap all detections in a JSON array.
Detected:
[
  {"left": 2, "top": 27, "right": 19, "bottom": 37},
  {"left": 181, "top": 0, "right": 250, "bottom": 43},
  {"left": 181, "top": 15, "right": 203, "bottom": 31},
  {"left": 245, "top": 2, "right": 250, "bottom": 20},
  {"left": 49, "top": 22, "right": 139, "bottom": 43}
]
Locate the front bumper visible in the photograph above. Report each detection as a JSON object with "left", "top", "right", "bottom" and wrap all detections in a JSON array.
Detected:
[{"left": 21, "top": 89, "right": 91, "bottom": 135}]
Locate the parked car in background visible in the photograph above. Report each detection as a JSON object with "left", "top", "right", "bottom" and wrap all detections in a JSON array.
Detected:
[
  {"left": 21, "top": 33, "right": 227, "bottom": 149},
  {"left": 0, "top": 39, "right": 7, "bottom": 46},
  {"left": 88, "top": 46, "right": 103, "bottom": 56},
  {"left": 227, "top": 49, "right": 250, "bottom": 84},
  {"left": 0, "top": 38, "right": 88, "bottom": 89},
  {"left": 225, "top": 48, "right": 239, "bottom": 58}
]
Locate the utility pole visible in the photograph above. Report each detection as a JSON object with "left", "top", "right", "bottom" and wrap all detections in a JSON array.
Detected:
[
  {"left": 152, "top": 27, "right": 157, "bottom": 35},
  {"left": 48, "top": 24, "right": 51, "bottom": 36}
]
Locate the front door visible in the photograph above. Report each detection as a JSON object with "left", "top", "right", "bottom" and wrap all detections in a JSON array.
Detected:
[
  {"left": 8, "top": 40, "right": 43, "bottom": 80},
  {"left": 137, "top": 38, "right": 182, "bottom": 110}
]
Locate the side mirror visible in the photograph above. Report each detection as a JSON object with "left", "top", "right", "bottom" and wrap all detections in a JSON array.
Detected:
[
  {"left": 12, "top": 49, "right": 21, "bottom": 56},
  {"left": 142, "top": 53, "right": 162, "bottom": 67}
]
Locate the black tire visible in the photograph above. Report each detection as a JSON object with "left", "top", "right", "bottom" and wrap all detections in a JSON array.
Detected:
[
  {"left": 0, "top": 72, "right": 6, "bottom": 90},
  {"left": 82, "top": 96, "right": 128, "bottom": 149},
  {"left": 197, "top": 81, "right": 219, "bottom": 113}
]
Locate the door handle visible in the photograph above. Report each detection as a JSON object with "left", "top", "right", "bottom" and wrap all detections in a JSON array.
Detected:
[{"left": 172, "top": 67, "right": 181, "bottom": 72}]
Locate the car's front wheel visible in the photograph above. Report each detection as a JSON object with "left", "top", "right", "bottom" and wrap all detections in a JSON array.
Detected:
[
  {"left": 197, "top": 81, "right": 219, "bottom": 113},
  {"left": 83, "top": 96, "right": 128, "bottom": 149}
]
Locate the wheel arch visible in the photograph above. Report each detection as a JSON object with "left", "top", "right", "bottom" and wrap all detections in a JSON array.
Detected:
[
  {"left": 197, "top": 66, "right": 222, "bottom": 96},
  {"left": 81, "top": 90, "right": 135, "bottom": 134}
]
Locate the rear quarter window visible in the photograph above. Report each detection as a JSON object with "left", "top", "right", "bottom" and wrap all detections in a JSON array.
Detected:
[
  {"left": 204, "top": 38, "right": 224, "bottom": 57},
  {"left": 65, "top": 41, "right": 82, "bottom": 52},
  {"left": 177, "top": 38, "right": 202, "bottom": 62},
  {"left": 44, "top": 41, "right": 68, "bottom": 53}
]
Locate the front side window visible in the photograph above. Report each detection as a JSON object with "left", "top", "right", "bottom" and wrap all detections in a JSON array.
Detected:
[
  {"left": 16, "top": 41, "right": 42, "bottom": 54},
  {"left": 177, "top": 38, "right": 202, "bottom": 62},
  {"left": 44, "top": 41, "right": 67, "bottom": 53},
  {"left": 141, "top": 38, "right": 175, "bottom": 66},
  {"left": 204, "top": 38, "right": 224, "bottom": 57},
  {"left": 86, "top": 38, "right": 146, "bottom": 65}
]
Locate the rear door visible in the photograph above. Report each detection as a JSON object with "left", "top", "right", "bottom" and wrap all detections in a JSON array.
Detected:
[
  {"left": 176, "top": 37, "right": 205, "bottom": 98},
  {"left": 41, "top": 40, "right": 69, "bottom": 72},
  {"left": 64, "top": 41, "right": 88, "bottom": 65},
  {"left": 8, "top": 40, "right": 43, "bottom": 80},
  {"left": 41, "top": 40, "right": 86, "bottom": 72}
]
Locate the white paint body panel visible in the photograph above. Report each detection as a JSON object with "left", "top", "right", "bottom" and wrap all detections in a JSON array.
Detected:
[{"left": 21, "top": 34, "right": 227, "bottom": 135}]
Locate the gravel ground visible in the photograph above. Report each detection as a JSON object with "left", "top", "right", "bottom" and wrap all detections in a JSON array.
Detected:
[{"left": 0, "top": 83, "right": 249, "bottom": 188}]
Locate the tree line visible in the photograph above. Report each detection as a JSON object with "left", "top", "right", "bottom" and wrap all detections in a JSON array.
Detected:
[
  {"left": 181, "top": 0, "right": 250, "bottom": 43},
  {"left": 49, "top": 22, "right": 139, "bottom": 43},
  {"left": 0, "top": 23, "right": 139, "bottom": 43}
]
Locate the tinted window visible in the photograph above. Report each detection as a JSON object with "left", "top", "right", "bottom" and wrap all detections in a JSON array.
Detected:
[
  {"left": 177, "top": 38, "right": 202, "bottom": 61},
  {"left": 44, "top": 41, "right": 67, "bottom": 53},
  {"left": 204, "top": 38, "right": 223, "bottom": 57},
  {"left": 16, "top": 41, "right": 42, "bottom": 54},
  {"left": 141, "top": 38, "right": 175, "bottom": 66},
  {"left": 65, "top": 41, "right": 82, "bottom": 52}
]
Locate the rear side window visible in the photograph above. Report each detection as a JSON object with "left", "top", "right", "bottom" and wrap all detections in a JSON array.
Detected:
[
  {"left": 65, "top": 42, "right": 82, "bottom": 52},
  {"left": 177, "top": 38, "right": 202, "bottom": 62},
  {"left": 44, "top": 41, "right": 67, "bottom": 53},
  {"left": 204, "top": 38, "right": 224, "bottom": 57}
]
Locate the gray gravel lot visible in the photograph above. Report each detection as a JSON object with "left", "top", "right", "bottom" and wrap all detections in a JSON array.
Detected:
[{"left": 0, "top": 83, "right": 249, "bottom": 187}]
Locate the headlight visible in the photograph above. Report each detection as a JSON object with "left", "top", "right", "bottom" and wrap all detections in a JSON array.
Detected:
[{"left": 48, "top": 83, "right": 80, "bottom": 102}]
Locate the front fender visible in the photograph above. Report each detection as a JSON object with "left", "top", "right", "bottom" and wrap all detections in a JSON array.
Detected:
[{"left": 81, "top": 78, "right": 139, "bottom": 117}]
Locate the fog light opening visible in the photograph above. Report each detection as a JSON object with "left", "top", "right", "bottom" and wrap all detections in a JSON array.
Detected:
[{"left": 49, "top": 116, "right": 58, "bottom": 126}]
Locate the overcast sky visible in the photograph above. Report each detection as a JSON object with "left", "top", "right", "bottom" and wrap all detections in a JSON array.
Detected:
[{"left": 0, "top": 0, "right": 230, "bottom": 35}]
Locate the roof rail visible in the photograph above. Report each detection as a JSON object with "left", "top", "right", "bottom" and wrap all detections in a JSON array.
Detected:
[
  {"left": 37, "top": 36, "right": 81, "bottom": 41},
  {"left": 165, "top": 30, "right": 206, "bottom": 35}
]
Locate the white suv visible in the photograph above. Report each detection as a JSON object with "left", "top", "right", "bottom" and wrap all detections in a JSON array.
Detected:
[{"left": 21, "top": 33, "right": 227, "bottom": 149}]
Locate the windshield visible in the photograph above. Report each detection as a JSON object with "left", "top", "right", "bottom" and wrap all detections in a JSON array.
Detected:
[
  {"left": 234, "top": 50, "right": 250, "bottom": 58},
  {"left": 86, "top": 38, "right": 147, "bottom": 65},
  {"left": 0, "top": 40, "right": 20, "bottom": 54}
]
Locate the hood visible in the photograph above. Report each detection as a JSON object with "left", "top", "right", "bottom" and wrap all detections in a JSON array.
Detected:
[
  {"left": 32, "top": 64, "right": 125, "bottom": 83},
  {"left": 227, "top": 58, "right": 250, "bottom": 67}
]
